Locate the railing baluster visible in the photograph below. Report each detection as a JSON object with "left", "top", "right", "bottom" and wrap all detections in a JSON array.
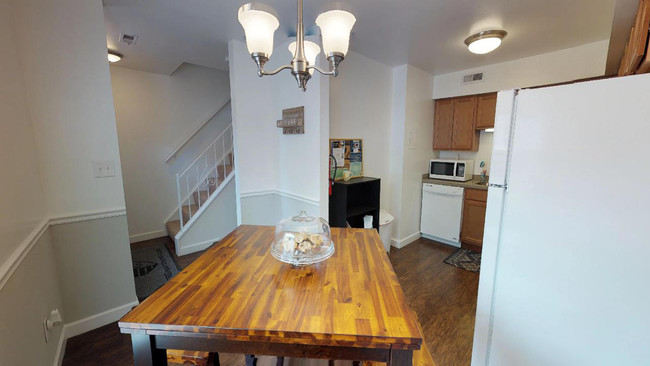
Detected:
[
  {"left": 174, "top": 122, "right": 233, "bottom": 232},
  {"left": 177, "top": 174, "right": 183, "bottom": 230}
]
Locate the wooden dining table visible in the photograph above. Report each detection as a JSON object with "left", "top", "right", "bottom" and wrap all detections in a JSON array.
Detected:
[{"left": 119, "top": 225, "right": 423, "bottom": 365}]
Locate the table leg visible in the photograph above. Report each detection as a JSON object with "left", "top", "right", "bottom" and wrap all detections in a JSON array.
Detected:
[
  {"left": 131, "top": 334, "right": 168, "bottom": 366},
  {"left": 389, "top": 349, "right": 413, "bottom": 366},
  {"left": 245, "top": 354, "right": 257, "bottom": 366}
]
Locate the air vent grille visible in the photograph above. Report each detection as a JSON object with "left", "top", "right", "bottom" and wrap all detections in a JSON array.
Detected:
[
  {"left": 463, "top": 72, "right": 483, "bottom": 83},
  {"left": 119, "top": 33, "right": 138, "bottom": 45}
]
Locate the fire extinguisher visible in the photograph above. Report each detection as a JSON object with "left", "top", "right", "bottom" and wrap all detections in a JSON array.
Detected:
[{"left": 329, "top": 154, "right": 337, "bottom": 196}]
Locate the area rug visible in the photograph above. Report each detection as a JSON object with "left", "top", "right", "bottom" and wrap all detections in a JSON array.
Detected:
[
  {"left": 132, "top": 244, "right": 179, "bottom": 301},
  {"left": 443, "top": 248, "right": 481, "bottom": 273}
]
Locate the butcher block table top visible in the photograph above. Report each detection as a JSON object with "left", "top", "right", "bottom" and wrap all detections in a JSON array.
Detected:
[{"left": 119, "top": 225, "right": 423, "bottom": 365}]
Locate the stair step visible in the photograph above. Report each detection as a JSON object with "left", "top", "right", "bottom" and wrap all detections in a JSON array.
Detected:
[
  {"left": 166, "top": 220, "right": 181, "bottom": 239},
  {"left": 216, "top": 164, "right": 233, "bottom": 178},
  {"left": 181, "top": 204, "right": 200, "bottom": 222}
]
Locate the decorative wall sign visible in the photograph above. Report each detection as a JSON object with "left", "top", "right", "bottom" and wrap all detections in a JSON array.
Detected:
[
  {"left": 277, "top": 106, "right": 304, "bottom": 134},
  {"left": 329, "top": 139, "right": 363, "bottom": 180}
]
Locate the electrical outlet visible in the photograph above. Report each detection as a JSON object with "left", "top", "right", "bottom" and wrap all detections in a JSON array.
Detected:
[
  {"left": 92, "top": 161, "right": 115, "bottom": 178},
  {"left": 408, "top": 128, "right": 418, "bottom": 149}
]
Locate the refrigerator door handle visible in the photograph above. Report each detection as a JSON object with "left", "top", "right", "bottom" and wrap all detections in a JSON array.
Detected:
[{"left": 488, "top": 183, "right": 507, "bottom": 189}]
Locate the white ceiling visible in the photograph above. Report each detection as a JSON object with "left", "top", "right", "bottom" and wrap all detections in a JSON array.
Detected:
[{"left": 104, "top": 0, "right": 617, "bottom": 76}]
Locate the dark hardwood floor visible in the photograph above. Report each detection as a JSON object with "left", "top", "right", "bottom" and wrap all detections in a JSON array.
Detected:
[{"left": 62, "top": 236, "right": 479, "bottom": 366}]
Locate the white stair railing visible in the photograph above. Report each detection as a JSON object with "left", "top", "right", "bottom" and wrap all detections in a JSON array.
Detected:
[{"left": 176, "top": 124, "right": 234, "bottom": 231}]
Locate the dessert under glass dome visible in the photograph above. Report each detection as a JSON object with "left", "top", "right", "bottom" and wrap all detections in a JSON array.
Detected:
[{"left": 271, "top": 211, "right": 335, "bottom": 266}]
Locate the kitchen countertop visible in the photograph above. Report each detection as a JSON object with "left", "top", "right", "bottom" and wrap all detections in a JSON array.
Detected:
[{"left": 422, "top": 174, "right": 488, "bottom": 190}]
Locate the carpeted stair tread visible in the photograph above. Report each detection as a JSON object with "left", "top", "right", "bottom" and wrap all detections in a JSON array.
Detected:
[
  {"left": 166, "top": 220, "right": 181, "bottom": 238},
  {"left": 181, "top": 204, "right": 200, "bottom": 222}
]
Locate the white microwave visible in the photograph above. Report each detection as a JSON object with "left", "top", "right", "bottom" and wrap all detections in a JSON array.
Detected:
[{"left": 429, "top": 159, "right": 474, "bottom": 181}]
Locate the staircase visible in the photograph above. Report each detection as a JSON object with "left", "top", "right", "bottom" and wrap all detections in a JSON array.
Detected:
[{"left": 165, "top": 124, "right": 235, "bottom": 250}]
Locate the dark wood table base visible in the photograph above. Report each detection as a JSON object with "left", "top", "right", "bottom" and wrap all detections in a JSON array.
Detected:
[{"left": 130, "top": 333, "right": 413, "bottom": 366}]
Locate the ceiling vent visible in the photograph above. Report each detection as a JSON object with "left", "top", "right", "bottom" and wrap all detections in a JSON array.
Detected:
[
  {"left": 463, "top": 72, "right": 484, "bottom": 84},
  {"left": 119, "top": 33, "right": 139, "bottom": 45}
]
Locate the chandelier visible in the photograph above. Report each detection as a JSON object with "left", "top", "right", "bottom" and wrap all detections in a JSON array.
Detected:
[{"left": 238, "top": 0, "right": 356, "bottom": 91}]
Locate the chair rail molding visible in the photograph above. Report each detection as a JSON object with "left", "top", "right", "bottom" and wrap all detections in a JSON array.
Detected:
[{"left": 0, "top": 207, "right": 127, "bottom": 291}]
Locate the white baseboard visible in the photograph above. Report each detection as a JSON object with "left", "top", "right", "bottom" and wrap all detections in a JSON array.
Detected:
[
  {"left": 129, "top": 230, "right": 167, "bottom": 243},
  {"left": 420, "top": 233, "right": 461, "bottom": 248},
  {"left": 63, "top": 300, "right": 139, "bottom": 339},
  {"left": 53, "top": 326, "right": 67, "bottom": 366},
  {"left": 177, "top": 238, "right": 221, "bottom": 257},
  {"left": 390, "top": 232, "right": 421, "bottom": 249}
]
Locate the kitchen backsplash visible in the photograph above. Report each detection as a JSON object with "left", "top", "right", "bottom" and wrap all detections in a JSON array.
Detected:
[{"left": 438, "top": 130, "right": 493, "bottom": 175}]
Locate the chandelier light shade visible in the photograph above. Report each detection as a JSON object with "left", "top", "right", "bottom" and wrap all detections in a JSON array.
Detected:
[
  {"left": 289, "top": 41, "right": 321, "bottom": 73},
  {"left": 237, "top": 4, "right": 280, "bottom": 57},
  {"left": 315, "top": 10, "right": 356, "bottom": 57},
  {"left": 464, "top": 30, "right": 507, "bottom": 54},
  {"left": 238, "top": 0, "right": 355, "bottom": 91}
]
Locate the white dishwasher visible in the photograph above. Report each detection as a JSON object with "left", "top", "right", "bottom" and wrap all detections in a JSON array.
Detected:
[{"left": 420, "top": 183, "right": 464, "bottom": 246}]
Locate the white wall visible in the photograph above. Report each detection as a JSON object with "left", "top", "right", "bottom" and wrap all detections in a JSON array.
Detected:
[
  {"left": 110, "top": 64, "right": 231, "bottom": 241},
  {"left": 433, "top": 40, "right": 609, "bottom": 99},
  {"left": 0, "top": 0, "right": 48, "bottom": 269},
  {"left": 13, "top": 0, "right": 128, "bottom": 218},
  {"left": 330, "top": 51, "right": 394, "bottom": 210},
  {"left": 0, "top": 2, "right": 138, "bottom": 362},
  {"left": 395, "top": 66, "right": 435, "bottom": 243},
  {"left": 229, "top": 39, "right": 329, "bottom": 224}
]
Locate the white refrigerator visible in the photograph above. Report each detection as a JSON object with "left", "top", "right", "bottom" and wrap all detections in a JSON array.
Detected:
[{"left": 472, "top": 75, "right": 650, "bottom": 366}]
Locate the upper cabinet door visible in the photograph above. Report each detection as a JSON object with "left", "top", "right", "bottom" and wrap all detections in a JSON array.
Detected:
[
  {"left": 433, "top": 99, "right": 454, "bottom": 150},
  {"left": 475, "top": 93, "right": 497, "bottom": 129},
  {"left": 452, "top": 96, "right": 478, "bottom": 150}
]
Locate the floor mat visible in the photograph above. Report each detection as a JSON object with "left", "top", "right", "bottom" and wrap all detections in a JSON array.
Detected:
[
  {"left": 443, "top": 248, "right": 481, "bottom": 273},
  {"left": 132, "top": 244, "right": 179, "bottom": 301}
]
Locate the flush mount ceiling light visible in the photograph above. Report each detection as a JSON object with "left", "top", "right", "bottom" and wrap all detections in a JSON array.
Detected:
[
  {"left": 238, "top": 0, "right": 356, "bottom": 91},
  {"left": 107, "top": 51, "right": 123, "bottom": 63},
  {"left": 464, "top": 30, "right": 507, "bottom": 54}
]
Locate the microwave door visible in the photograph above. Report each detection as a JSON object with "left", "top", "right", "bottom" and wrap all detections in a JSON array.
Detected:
[{"left": 431, "top": 161, "right": 455, "bottom": 177}]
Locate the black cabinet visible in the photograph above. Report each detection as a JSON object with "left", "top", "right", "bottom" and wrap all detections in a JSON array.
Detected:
[{"left": 329, "top": 177, "right": 380, "bottom": 229}]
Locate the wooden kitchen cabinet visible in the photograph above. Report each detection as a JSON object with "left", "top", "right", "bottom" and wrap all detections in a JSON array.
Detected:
[
  {"left": 475, "top": 93, "right": 497, "bottom": 129},
  {"left": 433, "top": 99, "right": 454, "bottom": 149},
  {"left": 433, "top": 96, "right": 479, "bottom": 151},
  {"left": 461, "top": 188, "right": 488, "bottom": 252}
]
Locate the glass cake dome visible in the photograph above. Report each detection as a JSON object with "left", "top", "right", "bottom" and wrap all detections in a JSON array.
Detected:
[{"left": 271, "top": 211, "right": 335, "bottom": 266}]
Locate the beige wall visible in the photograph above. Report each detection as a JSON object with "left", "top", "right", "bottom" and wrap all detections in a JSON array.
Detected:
[
  {"left": 0, "top": 231, "right": 64, "bottom": 366},
  {"left": 50, "top": 216, "right": 137, "bottom": 324}
]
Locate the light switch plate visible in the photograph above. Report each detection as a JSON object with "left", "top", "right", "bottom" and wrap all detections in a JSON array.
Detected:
[
  {"left": 408, "top": 129, "right": 418, "bottom": 149},
  {"left": 93, "top": 161, "right": 115, "bottom": 178}
]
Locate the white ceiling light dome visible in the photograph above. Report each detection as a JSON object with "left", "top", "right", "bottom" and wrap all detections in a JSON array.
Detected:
[
  {"left": 315, "top": 10, "right": 356, "bottom": 57},
  {"left": 238, "top": 3, "right": 280, "bottom": 57},
  {"left": 107, "top": 51, "right": 123, "bottom": 63},
  {"left": 464, "top": 30, "right": 507, "bottom": 54}
]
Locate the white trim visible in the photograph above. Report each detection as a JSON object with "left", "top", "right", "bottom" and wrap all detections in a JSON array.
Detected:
[
  {"left": 240, "top": 189, "right": 319, "bottom": 206},
  {"left": 49, "top": 208, "right": 127, "bottom": 226},
  {"left": 420, "top": 233, "right": 462, "bottom": 248},
  {"left": 129, "top": 230, "right": 167, "bottom": 243},
  {"left": 1, "top": 208, "right": 128, "bottom": 291},
  {"left": 177, "top": 237, "right": 222, "bottom": 257},
  {"left": 53, "top": 326, "right": 67, "bottom": 366},
  {"left": 390, "top": 232, "right": 422, "bottom": 249},
  {"left": 63, "top": 300, "right": 139, "bottom": 339},
  {"left": 0, "top": 219, "right": 49, "bottom": 290}
]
